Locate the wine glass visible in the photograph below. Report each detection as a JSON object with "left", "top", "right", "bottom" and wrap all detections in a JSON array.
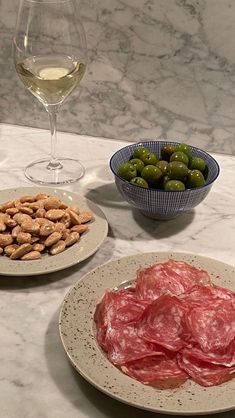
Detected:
[{"left": 13, "top": 0, "right": 87, "bottom": 185}]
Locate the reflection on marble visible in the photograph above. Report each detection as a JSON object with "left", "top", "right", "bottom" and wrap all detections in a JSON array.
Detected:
[
  {"left": 2, "top": 1, "right": 235, "bottom": 153},
  {"left": 0, "top": 123, "right": 235, "bottom": 417}
]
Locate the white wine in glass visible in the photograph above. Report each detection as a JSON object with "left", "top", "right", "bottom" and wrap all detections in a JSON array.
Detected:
[{"left": 13, "top": 0, "right": 87, "bottom": 184}]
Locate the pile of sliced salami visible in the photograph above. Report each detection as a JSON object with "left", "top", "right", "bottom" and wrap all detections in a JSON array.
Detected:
[{"left": 95, "top": 259, "right": 235, "bottom": 388}]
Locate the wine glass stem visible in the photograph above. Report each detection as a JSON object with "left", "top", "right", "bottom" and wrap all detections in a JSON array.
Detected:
[{"left": 47, "top": 111, "right": 63, "bottom": 170}]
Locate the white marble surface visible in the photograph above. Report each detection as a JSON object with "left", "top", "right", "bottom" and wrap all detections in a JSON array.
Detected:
[
  {"left": 2, "top": 1, "right": 235, "bottom": 154},
  {"left": 0, "top": 123, "right": 235, "bottom": 418}
]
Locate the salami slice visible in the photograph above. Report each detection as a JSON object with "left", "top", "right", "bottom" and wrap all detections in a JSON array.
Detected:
[
  {"left": 177, "top": 353, "right": 235, "bottom": 387},
  {"left": 105, "top": 323, "right": 165, "bottom": 365},
  {"left": 97, "top": 325, "right": 107, "bottom": 350},
  {"left": 180, "top": 284, "right": 235, "bottom": 307},
  {"left": 136, "top": 262, "right": 188, "bottom": 301},
  {"left": 136, "top": 260, "right": 211, "bottom": 302},
  {"left": 122, "top": 355, "right": 188, "bottom": 384},
  {"left": 114, "top": 299, "right": 150, "bottom": 327},
  {"left": 210, "top": 285, "right": 235, "bottom": 301},
  {"left": 138, "top": 295, "right": 189, "bottom": 351},
  {"left": 95, "top": 289, "right": 137, "bottom": 328},
  {"left": 167, "top": 259, "right": 211, "bottom": 285},
  {"left": 95, "top": 289, "right": 148, "bottom": 349},
  {"left": 181, "top": 340, "right": 235, "bottom": 367},
  {"left": 185, "top": 299, "right": 235, "bottom": 352}
]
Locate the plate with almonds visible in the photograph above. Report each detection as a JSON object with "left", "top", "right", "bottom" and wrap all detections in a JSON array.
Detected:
[{"left": 0, "top": 187, "right": 108, "bottom": 276}]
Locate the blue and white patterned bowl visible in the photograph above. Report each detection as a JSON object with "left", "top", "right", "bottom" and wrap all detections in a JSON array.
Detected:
[{"left": 110, "top": 140, "right": 220, "bottom": 220}]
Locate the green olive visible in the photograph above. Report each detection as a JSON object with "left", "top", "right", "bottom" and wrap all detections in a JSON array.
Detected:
[
  {"left": 187, "top": 170, "right": 206, "bottom": 188},
  {"left": 129, "top": 158, "right": 145, "bottom": 174},
  {"left": 156, "top": 160, "right": 168, "bottom": 174},
  {"left": 132, "top": 146, "right": 150, "bottom": 159},
  {"left": 141, "top": 165, "right": 162, "bottom": 186},
  {"left": 167, "top": 161, "right": 189, "bottom": 181},
  {"left": 170, "top": 151, "right": 189, "bottom": 166},
  {"left": 118, "top": 162, "right": 137, "bottom": 181},
  {"left": 164, "top": 180, "right": 186, "bottom": 191},
  {"left": 130, "top": 177, "right": 149, "bottom": 188},
  {"left": 189, "top": 156, "right": 206, "bottom": 172},
  {"left": 161, "top": 145, "right": 177, "bottom": 161},
  {"left": 175, "top": 143, "right": 192, "bottom": 159},
  {"left": 140, "top": 151, "right": 158, "bottom": 165}
]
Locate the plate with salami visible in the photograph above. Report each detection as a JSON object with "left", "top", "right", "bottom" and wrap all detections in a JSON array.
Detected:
[{"left": 59, "top": 252, "right": 235, "bottom": 415}]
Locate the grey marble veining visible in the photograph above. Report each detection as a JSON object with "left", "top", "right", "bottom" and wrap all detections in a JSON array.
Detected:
[
  {"left": 0, "top": 123, "right": 235, "bottom": 417},
  {"left": 1, "top": 1, "right": 235, "bottom": 154}
]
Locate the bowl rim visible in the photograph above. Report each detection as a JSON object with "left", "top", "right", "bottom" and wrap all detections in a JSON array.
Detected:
[{"left": 109, "top": 140, "right": 220, "bottom": 193}]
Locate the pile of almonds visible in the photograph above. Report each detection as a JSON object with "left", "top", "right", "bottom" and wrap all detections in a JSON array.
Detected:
[{"left": 0, "top": 193, "right": 93, "bottom": 260}]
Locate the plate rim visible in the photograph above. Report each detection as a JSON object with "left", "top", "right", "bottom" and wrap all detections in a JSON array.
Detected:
[
  {"left": 0, "top": 186, "right": 108, "bottom": 276},
  {"left": 59, "top": 251, "right": 235, "bottom": 416}
]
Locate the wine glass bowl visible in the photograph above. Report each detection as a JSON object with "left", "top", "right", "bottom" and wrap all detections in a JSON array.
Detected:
[
  {"left": 13, "top": 0, "right": 87, "bottom": 184},
  {"left": 16, "top": 56, "right": 86, "bottom": 108}
]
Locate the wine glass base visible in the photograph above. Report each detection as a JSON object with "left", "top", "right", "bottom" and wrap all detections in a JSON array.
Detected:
[{"left": 24, "top": 157, "right": 85, "bottom": 185}]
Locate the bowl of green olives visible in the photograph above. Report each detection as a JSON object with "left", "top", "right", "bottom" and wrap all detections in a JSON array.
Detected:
[{"left": 109, "top": 140, "right": 220, "bottom": 219}]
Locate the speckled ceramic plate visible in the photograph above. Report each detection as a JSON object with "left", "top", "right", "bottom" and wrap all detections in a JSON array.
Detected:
[
  {"left": 59, "top": 252, "right": 235, "bottom": 416},
  {"left": 0, "top": 187, "right": 108, "bottom": 276}
]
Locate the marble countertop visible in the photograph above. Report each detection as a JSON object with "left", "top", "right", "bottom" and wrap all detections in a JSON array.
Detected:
[{"left": 0, "top": 123, "right": 235, "bottom": 418}]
